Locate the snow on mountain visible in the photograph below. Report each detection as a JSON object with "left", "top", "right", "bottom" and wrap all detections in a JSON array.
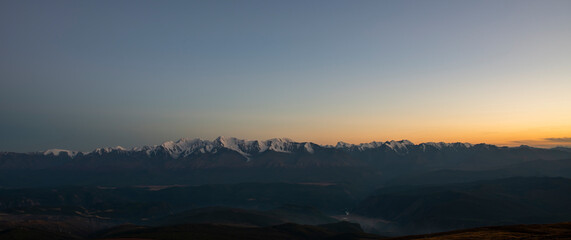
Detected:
[
  {"left": 263, "top": 138, "right": 295, "bottom": 153},
  {"left": 158, "top": 138, "right": 210, "bottom": 158},
  {"left": 335, "top": 140, "right": 415, "bottom": 153},
  {"left": 43, "top": 149, "right": 79, "bottom": 158},
  {"left": 356, "top": 141, "right": 384, "bottom": 150},
  {"left": 39, "top": 137, "right": 476, "bottom": 160},
  {"left": 214, "top": 136, "right": 255, "bottom": 160},
  {"left": 140, "top": 137, "right": 310, "bottom": 160},
  {"left": 335, "top": 141, "right": 353, "bottom": 148},
  {"left": 420, "top": 142, "right": 473, "bottom": 151},
  {"left": 385, "top": 140, "right": 414, "bottom": 151},
  {"left": 93, "top": 146, "right": 127, "bottom": 155},
  {"left": 423, "top": 142, "right": 452, "bottom": 149},
  {"left": 304, "top": 142, "right": 314, "bottom": 153}
]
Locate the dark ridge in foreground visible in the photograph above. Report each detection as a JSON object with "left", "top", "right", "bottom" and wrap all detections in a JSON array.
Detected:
[
  {"left": 3, "top": 222, "right": 571, "bottom": 240},
  {"left": 388, "top": 222, "right": 571, "bottom": 240},
  {"left": 0, "top": 221, "right": 382, "bottom": 240}
]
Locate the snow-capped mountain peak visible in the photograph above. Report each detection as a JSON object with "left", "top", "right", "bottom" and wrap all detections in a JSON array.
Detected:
[
  {"left": 304, "top": 142, "right": 314, "bottom": 153},
  {"left": 419, "top": 142, "right": 474, "bottom": 151},
  {"left": 386, "top": 140, "right": 414, "bottom": 150},
  {"left": 148, "top": 137, "right": 308, "bottom": 160},
  {"left": 93, "top": 146, "right": 127, "bottom": 155},
  {"left": 214, "top": 136, "right": 254, "bottom": 159},
  {"left": 335, "top": 141, "right": 353, "bottom": 148},
  {"left": 264, "top": 138, "right": 295, "bottom": 153},
  {"left": 158, "top": 138, "right": 209, "bottom": 158},
  {"left": 39, "top": 137, "right": 478, "bottom": 160},
  {"left": 43, "top": 149, "right": 79, "bottom": 158}
]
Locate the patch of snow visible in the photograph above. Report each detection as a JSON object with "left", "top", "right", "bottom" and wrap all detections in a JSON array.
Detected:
[
  {"left": 93, "top": 146, "right": 128, "bottom": 155},
  {"left": 159, "top": 138, "right": 209, "bottom": 158},
  {"left": 43, "top": 149, "right": 78, "bottom": 158},
  {"left": 336, "top": 141, "right": 353, "bottom": 148},
  {"left": 420, "top": 142, "right": 473, "bottom": 151},
  {"left": 356, "top": 141, "right": 386, "bottom": 151},
  {"left": 423, "top": 142, "right": 449, "bottom": 149},
  {"left": 265, "top": 138, "right": 294, "bottom": 153},
  {"left": 304, "top": 142, "right": 314, "bottom": 154},
  {"left": 214, "top": 136, "right": 253, "bottom": 160},
  {"left": 386, "top": 140, "right": 414, "bottom": 151}
]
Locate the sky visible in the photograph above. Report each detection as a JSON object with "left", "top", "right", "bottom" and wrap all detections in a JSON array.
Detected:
[{"left": 1, "top": 0, "right": 570, "bottom": 152}]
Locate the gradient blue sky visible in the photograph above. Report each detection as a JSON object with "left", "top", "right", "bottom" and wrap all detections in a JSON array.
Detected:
[{"left": 1, "top": 0, "right": 570, "bottom": 152}]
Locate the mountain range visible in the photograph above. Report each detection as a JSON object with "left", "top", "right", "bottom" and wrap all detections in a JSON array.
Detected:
[
  {"left": 36, "top": 137, "right": 458, "bottom": 159},
  {"left": 4, "top": 136, "right": 571, "bottom": 168},
  {"left": 2, "top": 137, "right": 571, "bottom": 188}
]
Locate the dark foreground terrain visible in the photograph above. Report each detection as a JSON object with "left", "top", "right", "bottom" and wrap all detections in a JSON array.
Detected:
[
  {"left": 389, "top": 222, "right": 571, "bottom": 240},
  {"left": 2, "top": 221, "right": 571, "bottom": 240},
  {"left": 2, "top": 177, "right": 571, "bottom": 236}
]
